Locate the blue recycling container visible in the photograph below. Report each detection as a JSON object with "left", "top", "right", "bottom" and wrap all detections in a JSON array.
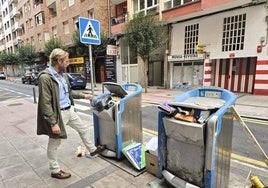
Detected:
[
  {"left": 157, "top": 87, "right": 236, "bottom": 188},
  {"left": 92, "top": 82, "right": 142, "bottom": 159}
]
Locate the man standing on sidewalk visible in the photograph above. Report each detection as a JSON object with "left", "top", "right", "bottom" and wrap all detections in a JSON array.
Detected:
[{"left": 37, "top": 48, "right": 105, "bottom": 179}]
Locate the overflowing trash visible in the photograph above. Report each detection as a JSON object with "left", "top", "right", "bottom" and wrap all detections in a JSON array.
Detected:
[{"left": 158, "top": 102, "right": 214, "bottom": 124}]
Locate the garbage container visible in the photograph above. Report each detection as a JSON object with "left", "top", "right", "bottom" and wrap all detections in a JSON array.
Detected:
[
  {"left": 92, "top": 82, "right": 142, "bottom": 159},
  {"left": 157, "top": 87, "right": 236, "bottom": 188}
]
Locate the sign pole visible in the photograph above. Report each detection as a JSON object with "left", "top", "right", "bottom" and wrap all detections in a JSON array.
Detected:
[
  {"left": 79, "top": 17, "right": 101, "bottom": 95},
  {"left": 89, "top": 44, "right": 94, "bottom": 95}
]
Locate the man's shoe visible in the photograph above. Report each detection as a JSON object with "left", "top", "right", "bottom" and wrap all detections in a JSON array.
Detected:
[
  {"left": 51, "top": 170, "right": 71, "bottom": 179},
  {"left": 90, "top": 145, "right": 106, "bottom": 156}
]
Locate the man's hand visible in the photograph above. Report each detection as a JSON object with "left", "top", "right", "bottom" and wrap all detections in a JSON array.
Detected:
[
  {"left": 52, "top": 124, "right": 61, "bottom": 134},
  {"left": 84, "top": 93, "right": 93, "bottom": 100}
]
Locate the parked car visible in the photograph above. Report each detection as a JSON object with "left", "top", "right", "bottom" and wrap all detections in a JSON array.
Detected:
[
  {"left": 0, "top": 71, "right": 6, "bottom": 80},
  {"left": 21, "top": 72, "right": 39, "bottom": 85},
  {"left": 67, "top": 73, "right": 87, "bottom": 89}
]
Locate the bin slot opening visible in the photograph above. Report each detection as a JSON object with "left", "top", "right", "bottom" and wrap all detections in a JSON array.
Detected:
[
  {"left": 169, "top": 97, "right": 225, "bottom": 110},
  {"left": 159, "top": 102, "right": 218, "bottom": 124}
]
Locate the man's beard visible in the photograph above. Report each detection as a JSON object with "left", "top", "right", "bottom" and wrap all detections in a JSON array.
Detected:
[{"left": 59, "top": 66, "right": 67, "bottom": 73}]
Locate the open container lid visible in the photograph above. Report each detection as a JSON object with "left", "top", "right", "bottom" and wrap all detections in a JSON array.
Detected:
[{"left": 102, "top": 82, "right": 128, "bottom": 98}]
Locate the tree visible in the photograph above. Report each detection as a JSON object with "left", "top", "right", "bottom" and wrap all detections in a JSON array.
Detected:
[
  {"left": 72, "top": 29, "right": 110, "bottom": 57},
  {"left": 0, "top": 52, "right": 19, "bottom": 76},
  {"left": 72, "top": 29, "right": 88, "bottom": 56},
  {"left": 17, "top": 44, "right": 39, "bottom": 67},
  {"left": 72, "top": 30, "right": 110, "bottom": 86},
  {"left": 44, "top": 37, "right": 67, "bottom": 58},
  {"left": 124, "top": 12, "right": 167, "bottom": 93}
]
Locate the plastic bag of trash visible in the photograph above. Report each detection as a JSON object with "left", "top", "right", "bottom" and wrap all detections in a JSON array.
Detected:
[{"left": 90, "top": 91, "right": 112, "bottom": 112}]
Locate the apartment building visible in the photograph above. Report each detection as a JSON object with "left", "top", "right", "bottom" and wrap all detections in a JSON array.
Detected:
[
  {"left": 111, "top": 0, "right": 268, "bottom": 95},
  {"left": 0, "top": 0, "right": 110, "bottom": 77}
]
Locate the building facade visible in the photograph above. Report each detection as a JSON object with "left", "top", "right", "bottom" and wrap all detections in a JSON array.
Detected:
[
  {"left": 0, "top": 0, "right": 109, "bottom": 77},
  {"left": 111, "top": 0, "right": 268, "bottom": 95}
]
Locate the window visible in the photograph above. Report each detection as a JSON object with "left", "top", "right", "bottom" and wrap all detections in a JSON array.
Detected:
[
  {"left": 69, "top": 0, "right": 74, "bottom": 6},
  {"left": 73, "top": 16, "right": 79, "bottom": 29},
  {"left": 222, "top": 14, "right": 246, "bottom": 51},
  {"left": 164, "top": 0, "right": 197, "bottom": 10},
  {"left": 35, "top": 12, "right": 44, "bottom": 25},
  {"left": 37, "top": 33, "right": 42, "bottom": 43},
  {"left": 133, "top": 0, "right": 159, "bottom": 14},
  {"left": 31, "top": 36, "right": 34, "bottom": 45},
  {"left": 44, "top": 32, "right": 50, "bottom": 42},
  {"left": 63, "top": 21, "right": 69, "bottom": 34},
  {"left": 88, "top": 9, "right": 94, "bottom": 19},
  {"left": 52, "top": 26, "right": 57, "bottom": 37},
  {"left": 184, "top": 23, "right": 199, "bottom": 55},
  {"left": 61, "top": 0, "right": 67, "bottom": 10}
]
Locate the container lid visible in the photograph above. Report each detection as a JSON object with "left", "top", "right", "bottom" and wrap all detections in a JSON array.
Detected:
[{"left": 103, "top": 82, "right": 128, "bottom": 98}]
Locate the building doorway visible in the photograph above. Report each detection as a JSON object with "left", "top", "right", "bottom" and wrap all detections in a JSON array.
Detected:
[{"left": 211, "top": 57, "right": 256, "bottom": 93}]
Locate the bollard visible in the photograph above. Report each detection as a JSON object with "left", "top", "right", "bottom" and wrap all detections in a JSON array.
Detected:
[{"left": 33, "top": 87, "right": 37, "bottom": 104}]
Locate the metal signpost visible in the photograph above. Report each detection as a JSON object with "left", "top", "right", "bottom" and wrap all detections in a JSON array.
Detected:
[{"left": 79, "top": 17, "right": 101, "bottom": 95}]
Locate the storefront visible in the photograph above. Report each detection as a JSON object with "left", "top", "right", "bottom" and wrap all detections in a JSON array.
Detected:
[
  {"left": 68, "top": 57, "right": 85, "bottom": 74},
  {"left": 168, "top": 54, "right": 205, "bottom": 89}
]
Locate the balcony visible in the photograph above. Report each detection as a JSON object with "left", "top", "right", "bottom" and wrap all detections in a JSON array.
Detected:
[
  {"left": 46, "top": 0, "right": 55, "bottom": 7},
  {"left": 13, "top": 37, "right": 23, "bottom": 46},
  {"left": 8, "top": 0, "right": 18, "bottom": 5},
  {"left": 11, "top": 22, "right": 22, "bottom": 31},
  {"left": 33, "top": 3, "right": 45, "bottom": 15},
  {"left": 111, "top": 0, "right": 126, "bottom": 5},
  {"left": 10, "top": 7, "right": 21, "bottom": 18},
  {"left": 111, "top": 13, "right": 127, "bottom": 25},
  {"left": 0, "top": 33, "right": 4, "bottom": 40}
]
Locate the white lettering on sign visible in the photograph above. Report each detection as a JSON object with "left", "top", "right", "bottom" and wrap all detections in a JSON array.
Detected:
[{"left": 168, "top": 54, "right": 205, "bottom": 61}]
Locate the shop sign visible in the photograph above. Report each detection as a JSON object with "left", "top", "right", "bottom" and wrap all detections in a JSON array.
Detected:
[
  {"left": 168, "top": 53, "right": 204, "bottom": 62},
  {"left": 69, "top": 57, "right": 84, "bottom": 65},
  {"left": 107, "top": 45, "right": 118, "bottom": 56}
]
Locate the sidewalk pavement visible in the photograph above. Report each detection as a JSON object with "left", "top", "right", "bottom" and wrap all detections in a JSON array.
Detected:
[{"left": 1, "top": 80, "right": 268, "bottom": 187}]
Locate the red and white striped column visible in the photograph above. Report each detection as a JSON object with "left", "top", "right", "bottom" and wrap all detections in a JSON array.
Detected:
[
  {"left": 203, "top": 59, "right": 212, "bottom": 87},
  {"left": 254, "top": 60, "right": 268, "bottom": 95}
]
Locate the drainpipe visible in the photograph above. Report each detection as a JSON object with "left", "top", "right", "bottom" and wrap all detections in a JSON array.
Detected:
[{"left": 107, "top": 0, "right": 111, "bottom": 37}]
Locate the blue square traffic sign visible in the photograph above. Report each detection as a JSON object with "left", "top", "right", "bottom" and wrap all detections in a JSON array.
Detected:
[{"left": 79, "top": 17, "right": 101, "bottom": 45}]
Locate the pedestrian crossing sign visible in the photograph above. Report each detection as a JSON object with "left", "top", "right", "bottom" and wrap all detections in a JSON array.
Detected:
[{"left": 79, "top": 17, "right": 101, "bottom": 45}]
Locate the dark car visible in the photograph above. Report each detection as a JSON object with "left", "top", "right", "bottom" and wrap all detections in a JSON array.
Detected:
[
  {"left": 67, "top": 73, "right": 87, "bottom": 89},
  {"left": 21, "top": 72, "right": 39, "bottom": 85},
  {"left": 0, "top": 71, "right": 6, "bottom": 80}
]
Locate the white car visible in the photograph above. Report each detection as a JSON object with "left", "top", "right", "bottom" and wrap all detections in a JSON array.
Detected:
[{"left": 0, "top": 71, "right": 6, "bottom": 80}]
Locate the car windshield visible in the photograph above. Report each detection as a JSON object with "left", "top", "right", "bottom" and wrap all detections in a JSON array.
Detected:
[{"left": 69, "top": 73, "right": 82, "bottom": 78}]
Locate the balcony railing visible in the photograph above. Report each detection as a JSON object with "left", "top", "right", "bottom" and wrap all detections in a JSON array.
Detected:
[
  {"left": 11, "top": 22, "right": 22, "bottom": 31},
  {"left": 111, "top": 13, "right": 128, "bottom": 25}
]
